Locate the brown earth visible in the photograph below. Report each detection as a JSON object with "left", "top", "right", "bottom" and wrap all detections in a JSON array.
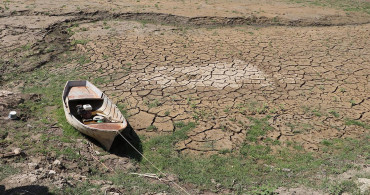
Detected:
[
  {"left": 71, "top": 20, "right": 369, "bottom": 154},
  {"left": 1, "top": 0, "right": 369, "bottom": 194}
]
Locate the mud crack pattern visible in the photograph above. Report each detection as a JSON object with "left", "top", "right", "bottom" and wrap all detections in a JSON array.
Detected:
[{"left": 65, "top": 20, "right": 370, "bottom": 154}]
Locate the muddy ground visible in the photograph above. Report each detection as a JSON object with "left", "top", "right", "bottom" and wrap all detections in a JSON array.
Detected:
[{"left": 0, "top": 0, "right": 369, "bottom": 194}]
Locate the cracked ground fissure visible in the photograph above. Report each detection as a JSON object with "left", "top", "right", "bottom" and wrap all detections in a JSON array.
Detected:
[{"left": 1, "top": 9, "right": 369, "bottom": 155}]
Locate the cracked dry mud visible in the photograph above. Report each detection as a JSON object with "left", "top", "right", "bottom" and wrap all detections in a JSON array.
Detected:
[
  {"left": 1, "top": 1, "right": 369, "bottom": 156},
  {"left": 70, "top": 20, "right": 369, "bottom": 154}
]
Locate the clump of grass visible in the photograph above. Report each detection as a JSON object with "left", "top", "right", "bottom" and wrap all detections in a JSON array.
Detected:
[
  {"left": 328, "top": 180, "right": 360, "bottom": 195},
  {"left": 70, "top": 39, "right": 89, "bottom": 46},
  {"left": 245, "top": 116, "right": 273, "bottom": 142},
  {"left": 117, "top": 103, "right": 130, "bottom": 118},
  {"left": 345, "top": 119, "right": 370, "bottom": 129},
  {"left": 139, "top": 114, "right": 369, "bottom": 193},
  {"left": 0, "top": 164, "right": 19, "bottom": 181},
  {"left": 328, "top": 110, "right": 340, "bottom": 118},
  {"left": 145, "top": 99, "right": 162, "bottom": 108},
  {"left": 146, "top": 125, "right": 158, "bottom": 131}
]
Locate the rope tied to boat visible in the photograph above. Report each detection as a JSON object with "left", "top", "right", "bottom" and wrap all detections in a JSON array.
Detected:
[{"left": 116, "top": 131, "right": 191, "bottom": 195}]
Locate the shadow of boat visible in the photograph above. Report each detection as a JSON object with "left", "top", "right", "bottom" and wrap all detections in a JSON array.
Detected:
[
  {"left": 0, "top": 185, "right": 50, "bottom": 195},
  {"left": 83, "top": 122, "right": 143, "bottom": 161}
]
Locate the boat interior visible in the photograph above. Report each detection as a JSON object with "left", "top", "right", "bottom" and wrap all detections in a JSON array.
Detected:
[{"left": 66, "top": 85, "right": 125, "bottom": 130}]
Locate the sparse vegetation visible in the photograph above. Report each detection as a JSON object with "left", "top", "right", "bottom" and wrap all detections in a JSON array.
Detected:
[
  {"left": 70, "top": 39, "right": 89, "bottom": 46},
  {"left": 1, "top": 1, "right": 369, "bottom": 194},
  {"left": 345, "top": 119, "right": 370, "bottom": 129},
  {"left": 288, "top": 0, "right": 370, "bottom": 14},
  {"left": 329, "top": 110, "right": 340, "bottom": 118},
  {"left": 145, "top": 99, "right": 162, "bottom": 108}
]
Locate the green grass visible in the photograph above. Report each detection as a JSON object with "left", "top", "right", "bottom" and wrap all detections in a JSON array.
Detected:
[
  {"left": 329, "top": 110, "right": 340, "bottom": 118},
  {"left": 145, "top": 99, "right": 162, "bottom": 108},
  {"left": 345, "top": 119, "right": 370, "bottom": 129},
  {"left": 70, "top": 39, "right": 89, "bottom": 46},
  {"left": 146, "top": 125, "right": 158, "bottom": 131},
  {"left": 0, "top": 164, "right": 19, "bottom": 181},
  {"left": 136, "top": 117, "right": 369, "bottom": 193},
  {"left": 117, "top": 103, "right": 130, "bottom": 118},
  {"left": 245, "top": 116, "right": 272, "bottom": 142}
]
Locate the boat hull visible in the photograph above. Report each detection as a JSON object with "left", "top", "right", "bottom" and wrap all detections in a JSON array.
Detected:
[{"left": 62, "top": 80, "right": 127, "bottom": 150}]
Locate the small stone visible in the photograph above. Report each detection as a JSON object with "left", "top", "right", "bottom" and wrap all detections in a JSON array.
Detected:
[
  {"left": 13, "top": 148, "right": 21, "bottom": 154},
  {"left": 49, "top": 170, "right": 56, "bottom": 175},
  {"left": 28, "top": 163, "right": 39, "bottom": 170},
  {"left": 282, "top": 168, "right": 291, "bottom": 172},
  {"left": 95, "top": 150, "right": 100, "bottom": 155},
  {"left": 53, "top": 160, "right": 61, "bottom": 166}
]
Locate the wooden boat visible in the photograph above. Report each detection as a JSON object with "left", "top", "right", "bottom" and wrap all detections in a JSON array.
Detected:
[{"left": 62, "top": 80, "right": 127, "bottom": 150}]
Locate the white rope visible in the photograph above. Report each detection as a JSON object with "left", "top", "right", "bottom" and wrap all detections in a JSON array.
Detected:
[{"left": 116, "top": 131, "right": 191, "bottom": 195}]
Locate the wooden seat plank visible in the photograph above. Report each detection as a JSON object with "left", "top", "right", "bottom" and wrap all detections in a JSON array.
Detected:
[
  {"left": 86, "top": 123, "right": 124, "bottom": 131},
  {"left": 68, "top": 86, "right": 100, "bottom": 100}
]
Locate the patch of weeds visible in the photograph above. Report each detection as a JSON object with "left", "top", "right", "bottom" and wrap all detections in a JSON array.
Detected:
[
  {"left": 240, "top": 144, "right": 272, "bottom": 161},
  {"left": 121, "top": 63, "right": 132, "bottom": 72},
  {"left": 116, "top": 103, "right": 130, "bottom": 118},
  {"left": 103, "top": 21, "right": 111, "bottom": 29},
  {"left": 2, "top": 0, "right": 10, "bottom": 10},
  {"left": 56, "top": 108, "right": 81, "bottom": 137},
  {"left": 140, "top": 121, "right": 369, "bottom": 193},
  {"left": 70, "top": 39, "right": 89, "bottom": 46},
  {"left": 321, "top": 139, "right": 333, "bottom": 146},
  {"left": 45, "top": 45, "right": 56, "bottom": 53},
  {"left": 328, "top": 110, "right": 340, "bottom": 118},
  {"left": 138, "top": 20, "right": 150, "bottom": 27},
  {"left": 345, "top": 119, "right": 370, "bottom": 129},
  {"left": 77, "top": 55, "right": 91, "bottom": 65},
  {"left": 146, "top": 125, "right": 158, "bottom": 131},
  {"left": 21, "top": 43, "right": 32, "bottom": 51},
  {"left": 192, "top": 109, "right": 208, "bottom": 121},
  {"left": 102, "top": 55, "right": 109, "bottom": 60},
  {"left": 349, "top": 99, "right": 356, "bottom": 106},
  {"left": 245, "top": 116, "right": 273, "bottom": 142},
  {"left": 53, "top": 181, "right": 100, "bottom": 195},
  {"left": 272, "top": 16, "right": 279, "bottom": 23},
  {"left": 223, "top": 106, "right": 231, "bottom": 113},
  {"left": 218, "top": 149, "right": 232, "bottom": 154},
  {"left": 312, "top": 108, "right": 322, "bottom": 117},
  {"left": 250, "top": 184, "right": 276, "bottom": 195},
  {"left": 0, "top": 164, "right": 19, "bottom": 181},
  {"left": 145, "top": 99, "right": 162, "bottom": 108},
  {"left": 57, "top": 147, "right": 81, "bottom": 160},
  {"left": 66, "top": 23, "right": 79, "bottom": 35},
  {"left": 164, "top": 110, "right": 170, "bottom": 116},
  {"left": 328, "top": 180, "right": 360, "bottom": 195},
  {"left": 238, "top": 101, "right": 270, "bottom": 115},
  {"left": 174, "top": 121, "right": 186, "bottom": 128},
  {"left": 93, "top": 76, "right": 109, "bottom": 85}
]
